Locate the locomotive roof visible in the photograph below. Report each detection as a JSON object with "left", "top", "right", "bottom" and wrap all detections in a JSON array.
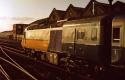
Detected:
[
  {"left": 63, "top": 15, "right": 125, "bottom": 27},
  {"left": 63, "top": 16, "right": 103, "bottom": 26}
]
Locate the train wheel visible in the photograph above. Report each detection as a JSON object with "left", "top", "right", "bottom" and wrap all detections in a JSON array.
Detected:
[
  {"left": 31, "top": 49, "right": 37, "bottom": 60},
  {"left": 25, "top": 48, "right": 31, "bottom": 57},
  {"left": 36, "top": 51, "right": 41, "bottom": 60},
  {"left": 24, "top": 48, "right": 27, "bottom": 55},
  {"left": 40, "top": 53, "right": 46, "bottom": 61}
]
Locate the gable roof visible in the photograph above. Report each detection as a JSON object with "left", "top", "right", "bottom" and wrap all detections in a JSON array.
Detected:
[
  {"left": 56, "top": 9, "right": 66, "bottom": 18},
  {"left": 113, "top": 1, "right": 125, "bottom": 15},
  {"left": 48, "top": 8, "right": 66, "bottom": 23},
  {"left": 82, "top": 0, "right": 110, "bottom": 18},
  {"left": 66, "top": 4, "right": 83, "bottom": 13},
  {"left": 113, "top": 1, "right": 125, "bottom": 7},
  {"left": 64, "top": 4, "right": 84, "bottom": 20}
]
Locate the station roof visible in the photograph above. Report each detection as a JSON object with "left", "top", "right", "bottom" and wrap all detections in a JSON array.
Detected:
[{"left": 27, "top": 18, "right": 49, "bottom": 30}]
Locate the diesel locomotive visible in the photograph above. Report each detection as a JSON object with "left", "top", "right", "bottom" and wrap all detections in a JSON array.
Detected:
[{"left": 21, "top": 15, "right": 125, "bottom": 72}]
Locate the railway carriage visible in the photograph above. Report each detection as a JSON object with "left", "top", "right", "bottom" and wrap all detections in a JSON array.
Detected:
[
  {"left": 21, "top": 15, "right": 125, "bottom": 72},
  {"left": 62, "top": 16, "right": 125, "bottom": 64},
  {"left": 62, "top": 17, "right": 101, "bottom": 63}
]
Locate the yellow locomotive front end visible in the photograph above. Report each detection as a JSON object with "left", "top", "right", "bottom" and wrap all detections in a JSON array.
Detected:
[
  {"left": 21, "top": 25, "right": 63, "bottom": 65},
  {"left": 22, "top": 28, "right": 50, "bottom": 52}
]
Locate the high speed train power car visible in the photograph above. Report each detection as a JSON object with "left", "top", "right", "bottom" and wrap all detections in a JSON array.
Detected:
[{"left": 21, "top": 15, "right": 125, "bottom": 72}]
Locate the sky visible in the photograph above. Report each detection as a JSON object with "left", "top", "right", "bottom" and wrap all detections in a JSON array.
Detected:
[{"left": 0, "top": 0, "right": 125, "bottom": 32}]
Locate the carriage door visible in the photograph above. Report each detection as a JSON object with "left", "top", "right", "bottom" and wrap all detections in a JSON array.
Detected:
[
  {"left": 48, "top": 30, "right": 62, "bottom": 64},
  {"left": 62, "top": 27, "right": 76, "bottom": 55},
  {"left": 112, "top": 27, "right": 122, "bottom": 63},
  {"left": 49, "top": 30, "right": 62, "bottom": 52}
]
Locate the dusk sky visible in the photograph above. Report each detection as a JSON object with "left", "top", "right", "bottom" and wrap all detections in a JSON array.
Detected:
[{"left": 0, "top": 0, "right": 125, "bottom": 32}]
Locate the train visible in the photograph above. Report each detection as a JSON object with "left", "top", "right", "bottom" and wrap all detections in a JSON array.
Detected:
[{"left": 21, "top": 15, "right": 125, "bottom": 73}]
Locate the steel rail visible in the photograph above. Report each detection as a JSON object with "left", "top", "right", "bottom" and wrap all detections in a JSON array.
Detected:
[
  {"left": 0, "top": 46, "right": 25, "bottom": 70},
  {"left": 0, "top": 57, "right": 37, "bottom": 80},
  {"left": 3, "top": 46, "right": 67, "bottom": 71},
  {"left": 0, "top": 39, "right": 20, "bottom": 44},
  {"left": 0, "top": 41, "right": 19, "bottom": 46},
  {"left": 2, "top": 45, "right": 24, "bottom": 53},
  {"left": 0, "top": 65, "right": 11, "bottom": 80},
  {"left": 1, "top": 45, "right": 69, "bottom": 78},
  {"left": 0, "top": 42, "right": 22, "bottom": 50},
  {"left": 1, "top": 46, "right": 27, "bottom": 60},
  {"left": 0, "top": 47, "right": 37, "bottom": 80}
]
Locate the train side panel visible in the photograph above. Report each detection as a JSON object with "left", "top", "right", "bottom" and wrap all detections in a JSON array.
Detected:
[
  {"left": 62, "top": 17, "right": 102, "bottom": 63},
  {"left": 75, "top": 22, "right": 100, "bottom": 62},
  {"left": 62, "top": 16, "right": 125, "bottom": 64},
  {"left": 21, "top": 27, "right": 62, "bottom": 65},
  {"left": 22, "top": 28, "right": 50, "bottom": 52},
  {"left": 22, "top": 39, "right": 49, "bottom": 51}
]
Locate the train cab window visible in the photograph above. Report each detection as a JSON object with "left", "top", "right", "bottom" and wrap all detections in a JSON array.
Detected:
[{"left": 113, "top": 28, "right": 120, "bottom": 42}]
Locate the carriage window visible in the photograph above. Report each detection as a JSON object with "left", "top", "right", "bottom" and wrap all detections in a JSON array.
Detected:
[
  {"left": 77, "top": 30, "right": 85, "bottom": 39},
  {"left": 77, "top": 31, "right": 85, "bottom": 39},
  {"left": 113, "top": 28, "right": 120, "bottom": 42},
  {"left": 91, "top": 28, "right": 97, "bottom": 41}
]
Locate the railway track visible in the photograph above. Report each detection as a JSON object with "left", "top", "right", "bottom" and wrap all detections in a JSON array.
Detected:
[
  {"left": 0, "top": 46, "right": 38, "bottom": 80},
  {"left": 0, "top": 38, "right": 22, "bottom": 51},
  {"left": 0, "top": 39, "right": 94, "bottom": 80},
  {"left": 0, "top": 45, "right": 69, "bottom": 80},
  {"left": 0, "top": 65, "right": 10, "bottom": 80}
]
